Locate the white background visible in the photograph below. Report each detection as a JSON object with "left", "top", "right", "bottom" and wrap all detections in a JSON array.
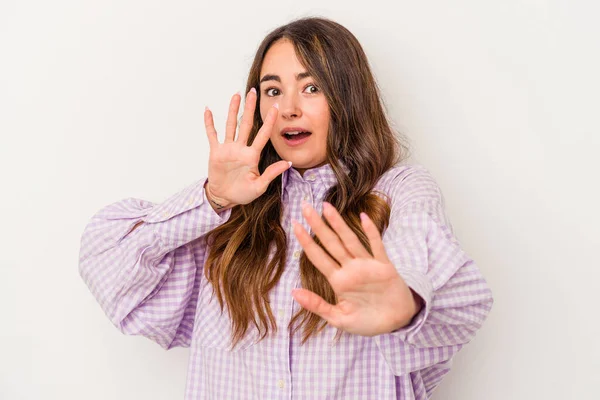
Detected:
[{"left": 1, "top": 1, "right": 599, "bottom": 399}]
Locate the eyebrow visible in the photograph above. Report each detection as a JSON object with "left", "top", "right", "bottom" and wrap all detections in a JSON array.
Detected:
[{"left": 259, "top": 72, "right": 312, "bottom": 84}]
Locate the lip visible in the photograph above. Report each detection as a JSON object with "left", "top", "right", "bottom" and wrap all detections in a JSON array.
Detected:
[
  {"left": 282, "top": 132, "right": 311, "bottom": 147},
  {"left": 280, "top": 126, "right": 311, "bottom": 136}
]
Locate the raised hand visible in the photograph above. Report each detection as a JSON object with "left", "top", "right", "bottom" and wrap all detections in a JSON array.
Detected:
[
  {"left": 204, "top": 88, "right": 291, "bottom": 207},
  {"left": 291, "top": 202, "right": 423, "bottom": 336}
]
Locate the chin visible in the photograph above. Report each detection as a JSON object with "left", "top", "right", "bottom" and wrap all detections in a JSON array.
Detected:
[
  {"left": 291, "top": 159, "right": 327, "bottom": 169},
  {"left": 272, "top": 144, "right": 326, "bottom": 169}
]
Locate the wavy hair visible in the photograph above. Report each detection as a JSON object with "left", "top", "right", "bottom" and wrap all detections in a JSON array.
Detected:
[{"left": 204, "top": 16, "right": 410, "bottom": 347}]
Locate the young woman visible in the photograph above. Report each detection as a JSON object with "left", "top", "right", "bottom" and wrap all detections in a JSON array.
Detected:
[{"left": 79, "top": 16, "right": 494, "bottom": 399}]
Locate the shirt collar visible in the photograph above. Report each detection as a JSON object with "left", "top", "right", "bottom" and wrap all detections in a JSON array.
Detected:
[{"left": 280, "top": 160, "right": 349, "bottom": 200}]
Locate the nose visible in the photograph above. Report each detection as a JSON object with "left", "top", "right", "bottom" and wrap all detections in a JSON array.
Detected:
[{"left": 279, "top": 92, "right": 302, "bottom": 120}]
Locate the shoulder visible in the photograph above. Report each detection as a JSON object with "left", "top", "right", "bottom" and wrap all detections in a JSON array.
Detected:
[
  {"left": 375, "top": 162, "right": 443, "bottom": 204},
  {"left": 374, "top": 162, "right": 450, "bottom": 225}
]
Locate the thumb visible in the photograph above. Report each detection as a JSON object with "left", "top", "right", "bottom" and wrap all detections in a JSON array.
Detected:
[{"left": 256, "top": 160, "right": 292, "bottom": 192}]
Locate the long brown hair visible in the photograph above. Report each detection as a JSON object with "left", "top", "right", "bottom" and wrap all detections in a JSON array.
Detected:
[{"left": 204, "top": 16, "right": 410, "bottom": 347}]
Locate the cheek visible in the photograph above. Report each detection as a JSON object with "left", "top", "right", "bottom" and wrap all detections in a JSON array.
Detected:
[
  {"left": 316, "top": 103, "right": 331, "bottom": 132},
  {"left": 304, "top": 102, "right": 329, "bottom": 127}
]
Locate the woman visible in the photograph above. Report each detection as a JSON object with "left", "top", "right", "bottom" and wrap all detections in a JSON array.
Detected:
[{"left": 79, "top": 16, "right": 494, "bottom": 399}]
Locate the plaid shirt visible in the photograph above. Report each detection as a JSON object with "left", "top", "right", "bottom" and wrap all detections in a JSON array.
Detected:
[{"left": 79, "top": 162, "right": 493, "bottom": 399}]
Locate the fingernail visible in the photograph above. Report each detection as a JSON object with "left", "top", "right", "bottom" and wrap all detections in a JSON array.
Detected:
[
  {"left": 205, "top": 106, "right": 208, "bottom": 111},
  {"left": 288, "top": 161, "right": 292, "bottom": 167},
  {"left": 273, "top": 103, "right": 279, "bottom": 109},
  {"left": 250, "top": 87, "right": 256, "bottom": 94},
  {"left": 360, "top": 212, "right": 368, "bottom": 222}
]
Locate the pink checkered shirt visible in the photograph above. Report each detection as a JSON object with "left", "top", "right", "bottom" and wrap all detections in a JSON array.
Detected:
[{"left": 79, "top": 162, "right": 493, "bottom": 399}]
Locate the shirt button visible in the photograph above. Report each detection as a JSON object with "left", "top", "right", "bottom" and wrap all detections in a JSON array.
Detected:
[
  {"left": 293, "top": 251, "right": 300, "bottom": 259},
  {"left": 306, "top": 174, "right": 315, "bottom": 181},
  {"left": 278, "top": 309, "right": 284, "bottom": 318},
  {"left": 161, "top": 211, "right": 169, "bottom": 218},
  {"left": 277, "top": 379, "right": 284, "bottom": 389},
  {"left": 302, "top": 195, "right": 309, "bottom": 201}
]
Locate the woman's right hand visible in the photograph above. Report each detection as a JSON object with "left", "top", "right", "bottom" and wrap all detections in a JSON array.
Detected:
[{"left": 203, "top": 88, "right": 291, "bottom": 207}]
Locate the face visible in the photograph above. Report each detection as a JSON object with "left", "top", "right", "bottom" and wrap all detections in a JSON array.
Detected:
[{"left": 259, "top": 39, "right": 330, "bottom": 176}]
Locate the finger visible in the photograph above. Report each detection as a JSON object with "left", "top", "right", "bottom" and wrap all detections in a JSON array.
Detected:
[
  {"left": 301, "top": 202, "right": 353, "bottom": 266},
  {"left": 225, "top": 92, "right": 241, "bottom": 143},
  {"left": 251, "top": 103, "right": 279, "bottom": 150},
  {"left": 292, "top": 218, "right": 340, "bottom": 279},
  {"left": 291, "top": 288, "right": 343, "bottom": 328},
  {"left": 360, "top": 212, "right": 390, "bottom": 263},
  {"left": 255, "top": 160, "right": 292, "bottom": 194},
  {"left": 322, "top": 202, "right": 371, "bottom": 259},
  {"left": 204, "top": 106, "right": 219, "bottom": 148},
  {"left": 237, "top": 88, "right": 257, "bottom": 145}
]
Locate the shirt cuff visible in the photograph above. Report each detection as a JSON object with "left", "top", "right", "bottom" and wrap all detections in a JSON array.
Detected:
[{"left": 142, "top": 178, "right": 232, "bottom": 251}]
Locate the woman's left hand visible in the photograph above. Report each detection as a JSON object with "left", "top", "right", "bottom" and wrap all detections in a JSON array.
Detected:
[{"left": 291, "top": 201, "right": 423, "bottom": 337}]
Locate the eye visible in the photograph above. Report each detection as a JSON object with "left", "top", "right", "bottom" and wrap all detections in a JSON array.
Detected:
[
  {"left": 264, "top": 87, "right": 280, "bottom": 97},
  {"left": 304, "top": 84, "right": 319, "bottom": 94}
]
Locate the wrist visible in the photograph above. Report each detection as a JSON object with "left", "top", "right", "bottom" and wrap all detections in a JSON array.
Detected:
[
  {"left": 204, "top": 181, "right": 234, "bottom": 212},
  {"left": 392, "top": 288, "right": 424, "bottom": 332}
]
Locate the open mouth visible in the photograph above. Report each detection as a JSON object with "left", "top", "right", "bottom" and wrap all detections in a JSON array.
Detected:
[{"left": 283, "top": 131, "right": 312, "bottom": 141}]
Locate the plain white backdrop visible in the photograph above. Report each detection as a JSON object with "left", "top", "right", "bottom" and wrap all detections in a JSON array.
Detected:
[{"left": 1, "top": 0, "right": 598, "bottom": 399}]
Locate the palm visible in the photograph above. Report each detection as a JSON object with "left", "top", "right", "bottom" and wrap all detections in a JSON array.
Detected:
[
  {"left": 291, "top": 202, "right": 421, "bottom": 336},
  {"left": 208, "top": 146, "right": 262, "bottom": 203}
]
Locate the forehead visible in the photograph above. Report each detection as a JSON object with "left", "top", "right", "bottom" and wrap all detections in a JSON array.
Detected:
[{"left": 260, "top": 39, "right": 305, "bottom": 77}]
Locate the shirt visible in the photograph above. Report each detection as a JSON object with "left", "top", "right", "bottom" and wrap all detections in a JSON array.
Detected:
[{"left": 78, "top": 162, "right": 494, "bottom": 399}]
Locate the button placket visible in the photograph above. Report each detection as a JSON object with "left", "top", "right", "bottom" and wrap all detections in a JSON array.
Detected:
[
  {"left": 304, "top": 183, "right": 314, "bottom": 203},
  {"left": 299, "top": 184, "right": 314, "bottom": 232}
]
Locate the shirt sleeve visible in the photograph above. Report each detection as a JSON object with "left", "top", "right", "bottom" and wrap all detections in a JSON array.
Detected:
[
  {"left": 78, "top": 177, "right": 231, "bottom": 350},
  {"left": 374, "top": 165, "right": 494, "bottom": 376}
]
